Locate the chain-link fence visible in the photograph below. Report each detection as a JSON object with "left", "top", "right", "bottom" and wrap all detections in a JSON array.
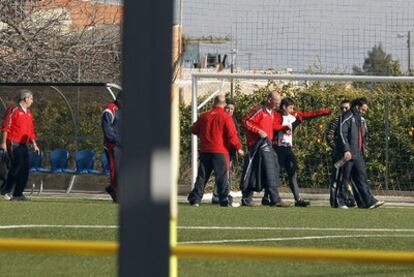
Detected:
[{"left": 178, "top": 0, "right": 414, "bottom": 74}]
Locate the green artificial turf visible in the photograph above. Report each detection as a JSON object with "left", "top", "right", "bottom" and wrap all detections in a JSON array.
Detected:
[
  {"left": 0, "top": 198, "right": 118, "bottom": 276},
  {"left": 0, "top": 199, "right": 413, "bottom": 276},
  {"left": 177, "top": 204, "right": 414, "bottom": 276}
]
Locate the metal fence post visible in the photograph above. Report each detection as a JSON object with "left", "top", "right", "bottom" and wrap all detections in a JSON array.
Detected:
[{"left": 384, "top": 96, "right": 390, "bottom": 190}]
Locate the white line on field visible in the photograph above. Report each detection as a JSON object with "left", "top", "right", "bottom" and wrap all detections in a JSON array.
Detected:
[
  {"left": 178, "top": 226, "right": 414, "bottom": 232},
  {"left": 1, "top": 225, "right": 413, "bottom": 234},
  {"left": 0, "top": 225, "right": 118, "bottom": 230},
  {"left": 179, "top": 234, "right": 414, "bottom": 245}
]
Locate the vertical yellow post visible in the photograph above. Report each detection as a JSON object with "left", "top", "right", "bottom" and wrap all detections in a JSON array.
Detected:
[
  {"left": 170, "top": 24, "right": 182, "bottom": 277},
  {"left": 170, "top": 84, "right": 180, "bottom": 277}
]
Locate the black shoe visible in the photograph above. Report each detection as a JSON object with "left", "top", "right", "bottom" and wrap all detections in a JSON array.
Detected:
[
  {"left": 261, "top": 197, "right": 271, "bottom": 206},
  {"left": 211, "top": 197, "right": 219, "bottom": 204},
  {"left": 346, "top": 200, "right": 356, "bottom": 208},
  {"left": 11, "top": 195, "right": 31, "bottom": 201},
  {"left": 295, "top": 199, "right": 310, "bottom": 207},
  {"left": 105, "top": 186, "right": 117, "bottom": 203},
  {"left": 241, "top": 199, "right": 259, "bottom": 207},
  {"left": 220, "top": 202, "right": 240, "bottom": 208},
  {"left": 270, "top": 201, "right": 291, "bottom": 207}
]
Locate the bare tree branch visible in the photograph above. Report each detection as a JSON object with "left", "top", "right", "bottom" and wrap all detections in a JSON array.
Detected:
[{"left": 0, "top": 0, "right": 121, "bottom": 83}]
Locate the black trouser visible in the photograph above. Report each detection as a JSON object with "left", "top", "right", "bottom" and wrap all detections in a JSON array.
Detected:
[
  {"left": 340, "top": 156, "right": 377, "bottom": 208},
  {"left": 242, "top": 144, "right": 281, "bottom": 205},
  {"left": 274, "top": 146, "right": 301, "bottom": 201},
  {"left": 2, "top": 143, "right": 29, "bottom": 197},
  {"left": 330, "top": 153, "right": 355, "bottom": 208},
  {"left": 212, "top": 153, "right": 235, "bottom": 203},
  {"left": 187, "top": 153, "right": 231, "bottom": 206}
]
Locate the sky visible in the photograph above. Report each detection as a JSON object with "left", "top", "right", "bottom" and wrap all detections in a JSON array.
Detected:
[{"left": 175, "top": 0, "right": 414, "bottom": 73}]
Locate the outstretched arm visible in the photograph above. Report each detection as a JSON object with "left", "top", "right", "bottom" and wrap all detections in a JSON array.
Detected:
[{"left": 295, "top": 109, "right": 331, "bottom": 122}]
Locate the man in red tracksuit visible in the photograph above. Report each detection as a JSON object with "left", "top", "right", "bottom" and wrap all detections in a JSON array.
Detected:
[
  {"left": 0, "top": 89, "right": 39, "bottom": 201},
  {"left": 241, "top": 91, "right": 289, "bottom": 207},
  {"left": 187, "top": 95, "right": 244, "bottom": 207},
  {"left": 102, "top": 93, "right": 122, "bottom": 203}
]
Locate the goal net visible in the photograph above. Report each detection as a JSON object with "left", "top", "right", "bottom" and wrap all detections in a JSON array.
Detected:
[{"left": 179, "top": 0, "right": 414, "bottom": 74}]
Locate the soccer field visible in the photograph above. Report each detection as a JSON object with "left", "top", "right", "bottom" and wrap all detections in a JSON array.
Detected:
[
  {"left": 0, "top": 198, "right": 118, "bottom": 277},
  {"left": 0, "top": 199, "right": 413, "bottom": 276},
  {"left": 177, "top": 204, "right": 414, "bottom": 277}
]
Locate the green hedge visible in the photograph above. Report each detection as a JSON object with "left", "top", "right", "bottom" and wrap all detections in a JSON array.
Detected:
[{"left": 179, "top": 82, "right": 414, "bottom": 191}]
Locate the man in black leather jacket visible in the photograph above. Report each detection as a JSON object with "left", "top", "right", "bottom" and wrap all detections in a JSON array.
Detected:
[{"left": 337, "top": 97, "right": 384, "bottom": 209}]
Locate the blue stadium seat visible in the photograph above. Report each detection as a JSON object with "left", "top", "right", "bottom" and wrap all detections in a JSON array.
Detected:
[
  {"left": 65, "top": 150, "right": 101, "bottom": 194},
  {"left": 28, "top": 150, "right": 49, "bottom": 196},
  {"left": 28, "top": 151, "right": 49, "bottom": 173},
  {"left": 75, "top": 150, "right": 100, "bottom": 174},
  {"left": 50, "top": 149, "right": 75, "bottom": 174}
]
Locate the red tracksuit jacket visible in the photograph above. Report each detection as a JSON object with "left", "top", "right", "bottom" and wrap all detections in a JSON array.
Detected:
[
  {"left": 242, "top": 103, "right": 275, "bottom": 149},
  {"left": 191, "top": 106, "right": 241, "bottom": 154},
  {"left": 2, "top": 104, "right": 36, "bottom": 144}
]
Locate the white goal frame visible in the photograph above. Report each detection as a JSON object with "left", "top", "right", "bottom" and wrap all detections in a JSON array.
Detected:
[{"left": 190, "top": 73, "right": 414, "bottom": 187}]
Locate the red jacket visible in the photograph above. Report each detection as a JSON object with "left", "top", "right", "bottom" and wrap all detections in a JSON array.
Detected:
[
  {"left": 2, "top": 104, "right": 36, "bottom": 144},
  {"left": 242, "top": 103, "right": 275, "bottom": 149},
  {"left": 191, "top": 106, "right": 241, "bottom": 154}
]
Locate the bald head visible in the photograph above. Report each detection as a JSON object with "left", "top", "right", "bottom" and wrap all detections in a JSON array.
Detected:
[
  {"left": 214, "top": 94, "right": 226, "bottom": 107},
  {"left": 266, "top": 90, "right": 281, "bottom": 110}
]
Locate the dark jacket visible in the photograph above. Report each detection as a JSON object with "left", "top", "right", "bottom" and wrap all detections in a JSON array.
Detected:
[
  {"left": 102, "top": 102, "right": 121, "bottom": 146},
  {"left": 339, "top": 109, "right": 366, "bottom": 158},
  {"left": 326, "top": 115, "right": 340, "bottom": 150},
  {"left": 239, "top": 138, "right": 274, "bottom": 192}
]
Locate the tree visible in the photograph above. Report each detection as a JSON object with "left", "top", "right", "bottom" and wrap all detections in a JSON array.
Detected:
[
  {"left": 0, "top": 0, "right": 121, "bottom": 83},
  {"left": 353, "top": 44, "right": 401, "bottom": 76}
]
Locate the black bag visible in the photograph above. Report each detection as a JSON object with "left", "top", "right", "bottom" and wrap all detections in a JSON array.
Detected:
[{"left": 0, "top": 149, "right": 10, "bottom": 181}]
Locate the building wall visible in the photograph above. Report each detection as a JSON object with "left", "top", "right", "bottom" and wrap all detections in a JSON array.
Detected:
[{"left": 37, "top": 0, "right": 123, "bottom": 29}]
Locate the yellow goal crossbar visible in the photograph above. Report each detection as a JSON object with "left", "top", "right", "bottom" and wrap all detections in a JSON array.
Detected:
[
  {"left": 0, "top": 238, "right": 118, "bottom": 256},
  {"left": 172, "top": 245, "right": 414, "bottom": 266},
  {"left": 0, "top": 238, "right": 413, "bottom": 267}
]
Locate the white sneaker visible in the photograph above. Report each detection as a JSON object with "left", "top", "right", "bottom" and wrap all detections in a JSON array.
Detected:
[
  {"left": 2, "top": 193, "right": 11, "bottom": 201},
  {"left": 369, "top": 201, "right": 385, "bottom": 209},
  {"left": 231, "top": 202, "right": 240, "bottom": 208},
  {"left": 338, "top": 205, "right": 349, "bottom": 209}
]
